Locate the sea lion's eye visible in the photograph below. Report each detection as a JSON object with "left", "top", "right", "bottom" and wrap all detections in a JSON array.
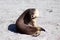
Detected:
[{"left": 32, "top": 16, "right": 33, "bottom": 17}]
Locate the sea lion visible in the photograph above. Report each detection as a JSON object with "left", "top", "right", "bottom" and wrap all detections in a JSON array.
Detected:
[{"left": 16, "top": 8, "right": 45, "bottom": 37}]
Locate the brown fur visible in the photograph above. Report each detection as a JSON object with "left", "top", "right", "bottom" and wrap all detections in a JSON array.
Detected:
[{"left": 16, "top": 8, "right": 45, "bottom": 37}]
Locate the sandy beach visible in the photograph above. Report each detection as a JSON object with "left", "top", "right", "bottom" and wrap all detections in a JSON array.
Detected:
[{"left": 0, "top": 0, "right": 60, "bottom": 40}]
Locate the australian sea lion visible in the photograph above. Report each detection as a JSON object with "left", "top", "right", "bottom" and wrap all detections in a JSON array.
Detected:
[{"left": 16, "top": 8, "right": 45, "bottom": 37}]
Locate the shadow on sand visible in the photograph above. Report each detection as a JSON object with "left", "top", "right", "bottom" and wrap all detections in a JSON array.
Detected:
[
  {"left": 8, "top": 24, "right": 17, "bottom": 33},
  {"left": 8, "top": 24, "right": 26, "bottom": 34}
]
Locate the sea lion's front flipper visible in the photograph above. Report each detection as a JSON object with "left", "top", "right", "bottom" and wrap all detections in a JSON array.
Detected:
[{"left": 40, "top": 27, "right": 45, "bottom": 32}]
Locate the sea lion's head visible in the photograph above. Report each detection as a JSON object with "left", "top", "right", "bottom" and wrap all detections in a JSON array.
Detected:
[
  {"left": 30, "top": 9, "right": 39, "bottom": 19},
  {"left": 23, "top": 8, "right": 39, "bottom": 24}
]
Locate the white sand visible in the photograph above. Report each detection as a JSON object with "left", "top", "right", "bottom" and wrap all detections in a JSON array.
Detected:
[{"left": 0, "top": 0, "right": 60, "bottom": 40}]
